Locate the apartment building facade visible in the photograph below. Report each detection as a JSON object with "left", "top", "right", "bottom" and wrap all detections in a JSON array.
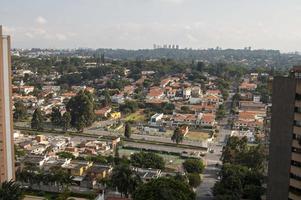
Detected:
[
  {"left": 267, "top": 66, "right": 301, "bottom": 200},
  {"left": 0, "top": 25, "right": 15, "bottom": 182}
]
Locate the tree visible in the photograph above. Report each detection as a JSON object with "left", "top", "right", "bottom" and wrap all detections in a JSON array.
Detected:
[
  {"left": 57, "top": 151, "right": 75, "bottom": 159},
  {"left": 212, "top": 163, "right": 264, "bottom": 200},
  {"left": 51, "top": 106, "right": 62, "bottom": 126},
  {"left": 120, "top": 100, "right": 138, "bottom": 114},
  {"left": 216, "top": 104, "right": 226, "bottom": 120},
  {"left": 66, "top": 90, "right": 95, "bottom": 131},
  {"left": 130, "top": 152, "right": 165, "bottom": 169},
  {"left": 187, "top": 173, "right": 201, "bottom": 188},
  {"left": 31, "top": 108, "right": 44, "bottom": 130},
  {"left": 110, "top": 164, "right": 142, "bottom": 197},
  {"left": 0, "top": 180, "right": 23, "bottom": 200},
  {"left": 196, "top": 61, "right": 205, "bottom": 72},
  {"left": 171, "top": 127, "right": 183, "bottom": 144},
  {"left": 181, "top": 106, "right": 191, "bottom": 114},
  {"left": 133, "top": 177, "right": 195, "bottom": 200},
  {"left": 61, "top": 111, "right": 71, "bottom": 132},
  {"left": 100, "top": 90, "right": 111, "bottom": 107},
  {"left": 124, "top": 123, "right": 132, "bottom": 138},
  {"left": 57, "top": 188, "right": 71, "bottom": 200},
  {"left": 183, "top": 159, "right": 205, "bottom": 174},
  {"left": 13, "top": 101, "right": 27, "bottom": 121}
]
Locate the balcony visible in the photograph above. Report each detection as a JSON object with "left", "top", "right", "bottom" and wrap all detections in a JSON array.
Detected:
[
  {"left": 297, "top": 85, "right": 301, "bottom": 94},
  {"left": 291, "top": 166, "right": 301, "bottom": 176},
  {"left": 289, "top": 191, "right": 301, "bottom": 200},
  {"left": 296, "top": 100, "right": 301, "bottom": 108},
  {"left": 295, "top": 113, "right": 301, "bottom": 121},
  {"left": 294, "top": 126, "right": 301, "bottom": 136},
  {"left": 292, "top": 139, "right": 301, "bottom": 148},
  {"left": 292, "top": 152, "right": 301, "bottom": 163},
  {"left": 290, "top": 178, "right": 301, "bottom": 189}
]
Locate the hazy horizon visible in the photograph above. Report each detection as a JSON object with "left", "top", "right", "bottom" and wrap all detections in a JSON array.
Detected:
[{"left": 2, "top": 0, "right": 301, "bottom": 52}]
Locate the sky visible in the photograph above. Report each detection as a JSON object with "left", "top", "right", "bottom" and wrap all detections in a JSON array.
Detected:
[{"left": 1, "top": 0, "right": 301, "bottom": 52}]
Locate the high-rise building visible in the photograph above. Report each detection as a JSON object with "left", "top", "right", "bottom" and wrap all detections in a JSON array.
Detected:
[
  {"left": 0, "top": 25, "right": 15, "bottom": 182},
  {"left": 267, "top": 66, "right": 301, "bottom": 200}
]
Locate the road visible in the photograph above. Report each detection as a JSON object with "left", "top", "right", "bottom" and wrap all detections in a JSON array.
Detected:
[
  {"left": 195, "top": 127, "right": 230, "bottom": 199},
  {"left": 196, "top": 86, "right": 235, "bottom": 199}
]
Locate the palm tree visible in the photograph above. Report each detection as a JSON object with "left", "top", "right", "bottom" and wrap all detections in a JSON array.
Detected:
[{"left": 0, "top": 180, "right": 23, "bottom": 200}]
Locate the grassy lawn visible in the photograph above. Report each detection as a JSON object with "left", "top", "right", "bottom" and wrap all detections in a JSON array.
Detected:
[
  {"left": 185, "top": 131, "right": 210, "bottom": 141},
  {"left": 119, "top": 149, "right": 184, "bottom": 171},
  {"left": 124, "top": 110, "right": 146, "bottom": 122}
]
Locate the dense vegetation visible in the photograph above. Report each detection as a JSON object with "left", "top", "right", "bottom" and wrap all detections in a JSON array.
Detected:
[
  {"left": 213, "top": 136, "right": 265, "bottom": 200},
  {"left": 130, "top": 152, "right": 165, "bottom": 170},
  {"left": 133, "top": 177, "right": 195, "bottom": 200}
]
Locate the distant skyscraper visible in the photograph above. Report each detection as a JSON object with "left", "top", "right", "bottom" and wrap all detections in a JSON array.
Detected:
[
  {"left": 267, "top": 66, "right": 301, "bottom": 200},
  {"left": 0, "top": 25, "right": 15, "bottom": 182}
]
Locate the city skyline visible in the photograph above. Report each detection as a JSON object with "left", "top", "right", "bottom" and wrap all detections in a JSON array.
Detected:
[{"left": 1, "top": 0, "right": 301, "bottom": 52}]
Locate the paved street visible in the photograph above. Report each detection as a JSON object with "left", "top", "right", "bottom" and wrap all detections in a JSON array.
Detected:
[
  {"left": 196, "top": 87, "right": 234, "bottom": 199},
  {"left": 195, "top": 127, "right": 230, "bottom": 199}
]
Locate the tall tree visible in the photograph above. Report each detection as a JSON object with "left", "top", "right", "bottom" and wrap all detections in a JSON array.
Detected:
[
  {"left": 13, "top": 101, "right": 27, "bottom": 121},
  {"left": 171, "top": 127, "right": 183, "bottom": 144},
  {"left": 51, "top": 106, "right": 62, "bottom": 126},
  {"left": 31, "top": 108, "right": 44, "bottom": 130},
  {"left": 187, "top": 173, "right": 201, "bottom": 188},
  {"left": 66, "top": 90, "right": 95, "bottom": 131},
  {"left": 124, "top": 123, "right": 132, "bottom": 138},
  {"left": 133, "top": 177, "right": 195, "bottom": 200},
  {"left": 61, "top": 111, "right": 71, "bottom": 132},
  {"left": 130, "top": 152, "right": 165, "bottom": 169},
  {"left": 183, "top": 159, "right": 205, "bottom": 174},
  {"left": 110, "top": 164, "right": 141, "bottom": 197},
  {"left": 0, "top": 180, "right": 23, "bottom": 200}
]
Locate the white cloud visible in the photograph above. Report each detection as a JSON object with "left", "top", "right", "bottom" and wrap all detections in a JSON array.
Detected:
[
  {"left": 55, "top": 33, "right": 67, "bottom": 41},
  {"left": 25, "top": 32, "right": 34, "bottom": 39},
  {"left": 35, "top": 16, "right": 47, "bottom": 25}
]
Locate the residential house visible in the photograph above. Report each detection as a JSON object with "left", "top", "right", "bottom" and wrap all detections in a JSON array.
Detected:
[
  {"left": 147, "top": 87, "right": 165, "bottom": 100},
  {"left": 149, "top": 113, "right": 164, "bottom": 125},
  {"left": 239, "top": 82, "right": 257, "bottom": 92},
  {"left": 200, "top": 113, "right": 216, "bottom": 128},
  {"left": 111, "top": 94, "right": 125, "bottom": 104},
  {"left": 95, "top": 107, "right": 112, "bottom": 118}
]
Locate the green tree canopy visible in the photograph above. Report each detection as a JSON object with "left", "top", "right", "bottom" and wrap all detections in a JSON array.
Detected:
[
  {"left": 61, "top": 111, "right": 71, "bottom": 132},
  {"left": 51, "top": 106, "right": 62, "bottom": 126},
  {"left": 110, "top": 164, "right": 142, "bottom": 197},
  {"left": 31, "top": 108, "right": 44, "bottom": 130},
  {"left": 133, "top": 177, "right": 195, "bottom": 200},
  {"left": 171, "top": 127, "right": 184, "bottom": 144},
  {"left": 187, "top": 173, "right": 202, "bottom": 188},
  {"left": 66, "top": 90, "right": 95, "bottom": 132},
  {"left": 130, "top": 152, "right": 165, "bottom": 170},
  {"left": 213, "top": 163, "right": 264, "bottom": 200},
  {"left": 0, "top": 180, "right": 23, "bottom": 200},
  {"left": 183, "top": 159, "right": 205, "bottom": 174},
  {"left": 124, "top": 123, "right": 132, "bottom": 138},
  {"left": 13, "top": 101, "right": 27, "bottom": 121}
]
